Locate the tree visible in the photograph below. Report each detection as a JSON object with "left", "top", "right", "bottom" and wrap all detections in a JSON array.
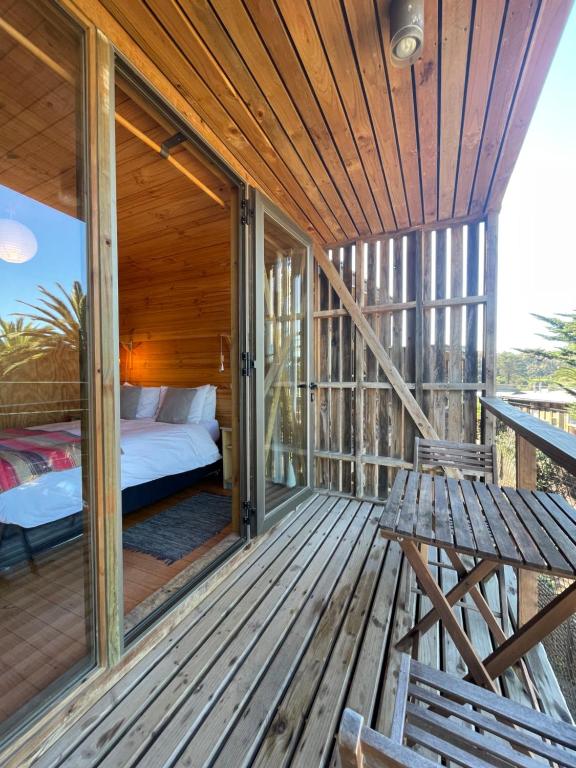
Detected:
[
  {"left": 6, "top": 281, "right": 86, "bottom": 367},
  {"left": 0, "top": 317, "right": 41, "bottom": 374},
  {"left": 2, "top": 282, "right": 86, "bottom": 374},
  {"left": 520, "top": 311, "right": 576, "bottom": 415}
]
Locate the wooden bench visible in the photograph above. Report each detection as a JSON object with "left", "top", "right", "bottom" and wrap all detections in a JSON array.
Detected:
[{"left": 338, "top": 653, "right": 576, "bottom": 767}]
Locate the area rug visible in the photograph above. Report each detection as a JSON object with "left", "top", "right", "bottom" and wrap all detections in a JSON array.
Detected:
[{"left": 123, "top": 493, "right": 232, "bottom": 564}]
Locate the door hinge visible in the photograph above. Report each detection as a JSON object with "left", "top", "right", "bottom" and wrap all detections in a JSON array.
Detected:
[
  {"left": 240, "top": 198, "right": 254, "bottom": 226},
  {"left": 242, "top": 500, "right": 255, "bottom": 526},
  {"left": 241, "top": 351, "right": 255, "bottom": 376}
]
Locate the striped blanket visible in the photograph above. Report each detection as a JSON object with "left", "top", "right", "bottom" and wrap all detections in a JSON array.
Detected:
[{"left": 0, "top": 428, "right": 82, "bottom": 493}]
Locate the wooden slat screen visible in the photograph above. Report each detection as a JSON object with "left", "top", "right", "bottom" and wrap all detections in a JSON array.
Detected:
[{"left": 313, "top": 221, "right": 491, "bottom": 499}]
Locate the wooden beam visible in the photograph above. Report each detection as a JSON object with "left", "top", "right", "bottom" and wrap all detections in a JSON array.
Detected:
[
  {"left": 482, "top": 213, "right": 498, "bottom": 446},
  {"left": 313, "top": 245, "right": 439, "bottom": 441},
  {"left": 482, "top": 396, "right": 576, "bottom": 477}
]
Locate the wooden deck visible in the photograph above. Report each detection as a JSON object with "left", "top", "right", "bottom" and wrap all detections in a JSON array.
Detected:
[{"left": 33, "top": 492, "right": 572, "bottom": 768}]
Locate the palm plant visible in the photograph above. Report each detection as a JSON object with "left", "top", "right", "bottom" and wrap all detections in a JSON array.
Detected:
[
  {"left": 3, "top": 281, "right": 86, "bottom": 373},
  {"left": 0, "top": 317, "right": 41, "bottom": 373}
]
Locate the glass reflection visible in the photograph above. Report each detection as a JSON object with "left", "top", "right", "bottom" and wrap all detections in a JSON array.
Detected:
[
  {"left": 0, "top": 0, "right": 93, "bottom": 738},
  {"left": 264, "top": 214, "right": 308, "bottom": 513}
]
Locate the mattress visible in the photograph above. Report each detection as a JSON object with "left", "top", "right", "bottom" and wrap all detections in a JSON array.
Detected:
[{"left": 0, "top": 418, "right": 221, "bottom": 528}]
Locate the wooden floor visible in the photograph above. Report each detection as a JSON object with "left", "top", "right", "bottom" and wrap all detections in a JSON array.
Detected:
[
  {"left": 0, "top": 480, "right": 236, "bottom": 725},
  {"left": 31, "top": 492, "right": 572, "bottom": 768}
]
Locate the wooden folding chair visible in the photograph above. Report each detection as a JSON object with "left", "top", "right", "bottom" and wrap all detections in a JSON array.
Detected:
[
  {"left": 412, "top": 436, "right": 510, "bottom": 637},
  {"left": 338, "top": 653, "right": 576, "bottom": 768},
  {"left": 413, "top": 436, "right": 497, "bottom": 482}
]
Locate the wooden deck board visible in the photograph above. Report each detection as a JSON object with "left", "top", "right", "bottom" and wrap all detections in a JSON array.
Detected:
[{"left": 32, "top": 493, "right": 573, "bottom": 768}]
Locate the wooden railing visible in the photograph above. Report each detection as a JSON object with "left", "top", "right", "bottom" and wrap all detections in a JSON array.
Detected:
[
  {"left": 481, "top": 396, "right": 576, "bottom": 625},
  {"left": 481, "top": 396, "right": 576, "bottom": 477}
]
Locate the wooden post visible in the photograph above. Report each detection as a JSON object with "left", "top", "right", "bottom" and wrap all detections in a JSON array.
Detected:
[
  {"left": 355, "top": 241, "right": 365, "bottom": 497},
  {"left": 90, "top": 30, "right": 124, "bottom": 666},
  {"left": 516, "top": 434, "right": 538, "bottom": 626},
  {"left": 482, "top": 213, "right": 498, "bottom": 447}
]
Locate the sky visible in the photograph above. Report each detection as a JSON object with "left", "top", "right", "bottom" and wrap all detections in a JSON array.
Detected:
[
  {"left": 0, "top": 185, "right": 86, "bottom": 321},
  {"left": 497, "top": 5, "right": 576, "bottom": 352}
]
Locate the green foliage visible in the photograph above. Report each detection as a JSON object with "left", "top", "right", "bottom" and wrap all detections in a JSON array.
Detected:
[
  {"left": 0, "top": 282, "right": 86, "bottom": 374},
  {"left": 520, "top": 311, "right": 576, "bottom": 416},
  {"left": 496, "top": 350, "right": 560, "bottom": 389}
]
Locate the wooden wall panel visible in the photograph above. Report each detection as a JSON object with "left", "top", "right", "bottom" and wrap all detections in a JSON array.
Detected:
[
  {"left": 116, "top": 84, "right": 233, "bottom": 428},
  {"left": 314, "top": 221, "right": 490, "bottom": 499}
]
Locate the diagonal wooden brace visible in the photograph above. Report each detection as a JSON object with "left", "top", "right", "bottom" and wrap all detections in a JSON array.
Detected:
[
  {"left": 397, "top": 558, "right": 499, "bottom": 649},
  {"left": 314, "top": 245, "right": 462, "bottom": 480}
]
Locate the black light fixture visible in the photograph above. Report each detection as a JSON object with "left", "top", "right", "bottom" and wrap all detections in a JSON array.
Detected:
[{"left": 389, "top": 0, "right": 424, "bottom": 68}]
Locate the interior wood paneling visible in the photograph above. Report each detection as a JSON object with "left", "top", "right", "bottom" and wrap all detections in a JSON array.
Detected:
[
  {"left": 68, "top": 0, "right": 572, "bottom": 246},
  {"left": 0, "top": 0, "right": 81, "bottom": 218},
  {"left": 115, "top": 83, "right": 234, "bottom": 428}
]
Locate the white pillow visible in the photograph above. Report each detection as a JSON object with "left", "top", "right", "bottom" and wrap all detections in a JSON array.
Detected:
[
  {"left": 156, "top": 384, "right": 212, "bottom": 422},
  {"left": 122, "top": 383, "right": 162, "bottom": 419},
  {"left": 202, "top": 386, "right": 217, "bottom": 420},
  {"left": 188, "top": 385, "right": 208, "bottom": 422}
]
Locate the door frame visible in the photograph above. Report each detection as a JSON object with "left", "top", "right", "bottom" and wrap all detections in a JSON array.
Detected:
[{"left": 252, "top": 192, "right": 315, "bottom": 534}]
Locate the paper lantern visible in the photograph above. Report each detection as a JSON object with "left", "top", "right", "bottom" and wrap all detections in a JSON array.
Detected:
[{"left": 0, "top": 219, "right": 38, "bottom": 264}]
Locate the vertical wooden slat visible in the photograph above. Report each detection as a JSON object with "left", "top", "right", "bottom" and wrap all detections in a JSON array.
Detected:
[
  {"left": 448, "top": 226, "right": 463, "bottom": 441},
  {"left": 378, "top": 239, "right": 391, "bottom": 497},
  {"left": 464, "top": 223, "right": 480, "bottom": 442},
  {"left": 483, "top": 214, "right": 498, "bottom": 446},
  {"left": 365, "top": 241, "right": 378, "bottom": 497},
  {"left": 341, "top": 245, "right": 354, "bottom": 493},
  {"left": 404, "top": 232, "right": 417, "bottom": 463},
  {"left": 391, "top": 238, "right": 404, "bottom": 479},
  {"left": 355, "top": 241, "right": 365, "bottom": 498},
  {"left": 433, "top": 229, "right": 447, "bottom": 438},
  {"left": 422, "top": 230, "right": 433, "bottom": 429}
]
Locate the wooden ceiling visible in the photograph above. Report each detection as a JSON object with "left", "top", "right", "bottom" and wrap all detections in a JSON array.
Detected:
[
  {"left": 96, "top": 0, "right": 572, "bottom": 245},
  {"left": 0, "top": 0, "right": 82, "bottom": 218}
]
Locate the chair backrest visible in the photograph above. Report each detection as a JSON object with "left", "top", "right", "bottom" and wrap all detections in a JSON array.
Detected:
[
  {"left": 338, "top": 654, "right": 576, "bottom": 768},
  {"left": 413, "top": 437, "right": 497, "bottom": 483}
]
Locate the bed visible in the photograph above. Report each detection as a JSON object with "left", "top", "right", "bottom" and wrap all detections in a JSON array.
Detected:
[{"left": 0, "top": 417, "right": 222, "bottom": 567}]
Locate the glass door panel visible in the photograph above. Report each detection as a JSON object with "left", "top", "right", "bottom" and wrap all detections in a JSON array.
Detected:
[
  {"left": 0, "top": 0, "right": 95, "bottom": 740},
  {"left": 255, "top": 197, "right": 312, "bottom": 531}
]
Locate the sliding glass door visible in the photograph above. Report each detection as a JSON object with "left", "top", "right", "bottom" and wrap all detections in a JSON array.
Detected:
[
  {"left": 254, "top": 195, "right": 313, "bottom": 531},
  {"left": 0, "top": 0, "right": 96, "bottom": 739}
]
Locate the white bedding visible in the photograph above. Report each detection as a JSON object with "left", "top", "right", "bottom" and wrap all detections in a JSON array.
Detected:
[{"left": 0, "top": 418, "right": 221, "bottom": 528}]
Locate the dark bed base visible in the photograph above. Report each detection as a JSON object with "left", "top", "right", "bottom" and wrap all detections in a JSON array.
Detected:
[{"left": 0, "top": 461, "right": 222, "bottom": 570}]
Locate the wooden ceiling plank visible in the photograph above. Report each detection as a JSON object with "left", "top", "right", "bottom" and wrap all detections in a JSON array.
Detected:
[
  {"left": 136, "top": 0, "right": 337, "bottom": 242},
  {"left": 468, "top": 0, "right": 539, "bottom": 217},
  {"left": 78, "top": 0, "right": 321, "bottom": 240},
  {"left": 116, "top": 78, "right": 231, "bottom": 191},
  {"left": 274, "top": 0, "right": 384, "bottom": 235},
  {"left": 240, "top": 0, "right": 371, "bottom": 237},
  {"left": 486, "top": 0, "right": 574, "bottom": 214},
  {"left": 413, "top": 0, "right": 439, "bottom": 224},
  {"left": 308, "top": 0, "right": 397, "bottom": 232},
  {"left": 438, "top": 0, "right": 473, "bottom": 222},
  {"left": 375, "top": 0, "right": 424, "bottom": 227},
  {"left": 189, "top": 0, "right": 359, "bottom": 241},
  {"left": 341, "top": 0, "right": 408, "bottom": 230},
  {"left": 453, "top": 0, "right": 506, "bottom": 218},
  {"left": 154, "top": 0, "right": 347, "bottom": 242}
]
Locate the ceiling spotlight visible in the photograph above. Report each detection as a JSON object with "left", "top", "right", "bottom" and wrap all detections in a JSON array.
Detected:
[{"left": 389, "top": 0, "right": 424, "bottom": 68}]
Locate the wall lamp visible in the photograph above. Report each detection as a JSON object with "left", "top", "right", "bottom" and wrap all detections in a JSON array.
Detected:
[{"left": 389, "top": 0, "right": 424, "bottom": 68}]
